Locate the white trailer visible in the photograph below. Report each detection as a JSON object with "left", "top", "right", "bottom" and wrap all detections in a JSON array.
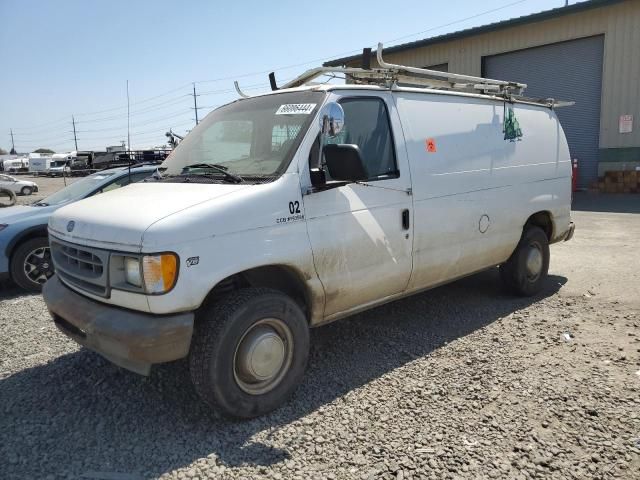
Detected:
[
  {"left": 28, "top": 154, "right": 52, "bottom": 175},
  {"left": 2, "top": 158, "right": 28, "bottom": 172}
]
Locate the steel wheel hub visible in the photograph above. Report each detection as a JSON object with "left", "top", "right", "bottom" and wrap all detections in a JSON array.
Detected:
[
  {"left": 233, "top": 318, "right": 293, "bottom": 395},
  {"left": 525, "top": 243, "right": 543, "bottom": 281},
  {"left": 23, "top": 247, "right": 54, "bottom": 285}
]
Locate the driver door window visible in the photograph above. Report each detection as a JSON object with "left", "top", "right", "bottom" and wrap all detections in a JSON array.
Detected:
[{"left": 326, "top": 97, "right": 398, "bottom": 180}]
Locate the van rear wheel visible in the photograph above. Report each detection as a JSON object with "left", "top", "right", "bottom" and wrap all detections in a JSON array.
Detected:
[
  {"left": 189, "top": 287, "right": 309, "bottom": 418},
  {"left": 500, "top": 226, "right": 549, "bottom": 296}
]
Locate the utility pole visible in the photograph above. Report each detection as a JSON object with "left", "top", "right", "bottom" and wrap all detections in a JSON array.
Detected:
[
  {"left": 192, "top": 82, "right": 199, "bottom": 125},
  {"left": 71, "top": 116, "right": 78, "bottom": 151},
  {"left": 9, "top": 128, "right": 16, "bottom": 154}
]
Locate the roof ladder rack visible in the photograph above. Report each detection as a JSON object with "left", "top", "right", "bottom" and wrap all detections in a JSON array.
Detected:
[
  {"left": 373, "top": 42, "right": 527, "bottom": 95},
  {"left": 234, "top": 41, "right": 576, "bottom": 108}
]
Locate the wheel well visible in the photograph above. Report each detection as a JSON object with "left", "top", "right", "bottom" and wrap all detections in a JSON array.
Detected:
[
  {"left": 6, "top": 227, "right": 48, "bottom": 260},
  {"left": 200, "top": 265, "right": 311, "bottom": 321},
  {"left": 525, "top": 211, "right": 553, "bottom": 241}
]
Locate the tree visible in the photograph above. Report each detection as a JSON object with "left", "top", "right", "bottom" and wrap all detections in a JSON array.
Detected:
[
  {"left": 33, "top": 148, "right": 55, "bottom": 154},
  {"left": 0, "top": 148, "right": 7, "bottom": 155}
]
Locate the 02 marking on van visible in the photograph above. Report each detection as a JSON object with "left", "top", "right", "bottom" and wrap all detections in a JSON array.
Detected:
[{"left": 288, "top": 201, "right": 301, "bottom": 214}]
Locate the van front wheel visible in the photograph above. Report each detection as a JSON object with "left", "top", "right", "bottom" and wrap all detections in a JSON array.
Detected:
[
  {"left": 500, "top": 226, "right": 549, "bottom": 296},
  {"left": 190, "top": 287, "right": 309, "bottom": 418}
]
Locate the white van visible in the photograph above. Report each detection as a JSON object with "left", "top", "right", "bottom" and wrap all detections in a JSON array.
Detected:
[
  {"left": 43, "top": 50, "right": 574, "bottom": 418},
  {"left": 49, "top": 152, "right": 76, "bottom": 177}
]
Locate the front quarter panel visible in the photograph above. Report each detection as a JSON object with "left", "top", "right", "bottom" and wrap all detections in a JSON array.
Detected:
[{"left": 143, "top": 173, "right": 325, "bottom": 323}]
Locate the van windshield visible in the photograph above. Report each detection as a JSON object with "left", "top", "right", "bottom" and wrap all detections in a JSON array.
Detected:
[{"left": 161, "top": 91, "right": 324, "bottom": 181}]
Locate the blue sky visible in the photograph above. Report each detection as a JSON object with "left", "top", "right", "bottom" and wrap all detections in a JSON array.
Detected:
[{"left": 0, "top": 0, "right": 583, "bottom": 153}]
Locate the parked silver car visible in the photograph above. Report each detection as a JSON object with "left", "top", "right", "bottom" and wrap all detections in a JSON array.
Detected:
[{"left": 0, "top": 174, "right": 38, "bottom": 196}]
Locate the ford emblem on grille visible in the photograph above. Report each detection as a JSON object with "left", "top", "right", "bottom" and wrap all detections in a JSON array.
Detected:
[{"left": 67, "top": 221, "right": 75, "bottom": 232}]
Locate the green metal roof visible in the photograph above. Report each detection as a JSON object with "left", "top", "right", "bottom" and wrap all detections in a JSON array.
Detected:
[{"left": 324, "top": 0, "right": 627, "bottom": 67}]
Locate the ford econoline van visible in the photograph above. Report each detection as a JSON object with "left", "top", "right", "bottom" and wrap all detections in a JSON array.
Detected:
[{"left": 43, "top": 49, "right": 574, "bottom": 418}]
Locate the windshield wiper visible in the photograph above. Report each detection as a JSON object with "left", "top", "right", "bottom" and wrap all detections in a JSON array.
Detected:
[{"left": 181, "top": 163, "right": 243, "bottom": 183}]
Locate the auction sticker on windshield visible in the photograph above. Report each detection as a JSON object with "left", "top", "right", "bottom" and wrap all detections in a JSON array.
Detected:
[{"left": 275, "top": 104, "right": 316, "bottom": 115}]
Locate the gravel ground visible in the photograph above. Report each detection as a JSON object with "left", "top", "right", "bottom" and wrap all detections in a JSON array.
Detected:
[{"left": 1, "top": 193, "right": 638, "bottom": 480}]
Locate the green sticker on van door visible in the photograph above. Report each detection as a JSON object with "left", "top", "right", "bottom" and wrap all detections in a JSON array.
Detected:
[{"left": 504, "top": 107, "right": 523, "bottom": 142}]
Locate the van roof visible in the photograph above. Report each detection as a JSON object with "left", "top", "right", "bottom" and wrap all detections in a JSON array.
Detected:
[{"left": 233, "top": 83, "right": 562, "bottom": 110}]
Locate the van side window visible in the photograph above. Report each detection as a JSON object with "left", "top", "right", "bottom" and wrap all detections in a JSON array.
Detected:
[{"left": 331, "top": 97, "right": 398, "bottom": 180}]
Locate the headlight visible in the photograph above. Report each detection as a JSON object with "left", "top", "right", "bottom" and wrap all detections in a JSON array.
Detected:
[
  {"left": 122, "top": 253, "right": 178, "bottom": 294},
  {"left": 0, "top": 224, "right": 8, "bottom": 232},
  {"left": 142, "top": 254, "right": 178, "bottom": 294},
  {"left": 124, "top": 257, "right": 142, "bottom": 287}
]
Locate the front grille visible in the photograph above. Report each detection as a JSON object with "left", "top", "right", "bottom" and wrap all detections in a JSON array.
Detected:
[
  {"left": 50, "top": 238, "right": 110, "bottom": 297},
  {"left": 57, "top": 244, "right": 103, "bottom": 277}
]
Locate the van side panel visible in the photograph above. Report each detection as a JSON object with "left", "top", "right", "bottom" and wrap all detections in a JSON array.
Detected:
[{"left": 393, "top": 92, "right": 571, "bottom": 291}]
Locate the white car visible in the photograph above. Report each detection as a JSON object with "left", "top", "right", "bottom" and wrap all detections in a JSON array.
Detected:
[
  {"left": 0, "top": 174, "right": 38, "bottom": 195},
  {"left": 43, "top": 51, "right": 574, "bottom": 418}
]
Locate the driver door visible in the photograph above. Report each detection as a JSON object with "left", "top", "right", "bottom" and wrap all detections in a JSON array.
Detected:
[{"left": 303, "top": 93, "right": 413, "bottom": 319}]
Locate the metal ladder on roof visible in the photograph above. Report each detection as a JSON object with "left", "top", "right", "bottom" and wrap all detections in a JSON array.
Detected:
[{"left": 234, "top": 42, "right": 573, "bottom": 108}]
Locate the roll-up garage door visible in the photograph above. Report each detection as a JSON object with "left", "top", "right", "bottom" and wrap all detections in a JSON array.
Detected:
[{"left": 483, "top": 35, "right": 604, "bottom": 188}]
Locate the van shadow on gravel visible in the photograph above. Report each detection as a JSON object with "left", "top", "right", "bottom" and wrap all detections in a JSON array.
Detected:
[{"left": 0, "top": 269, "right": 566, "bottom": 479}]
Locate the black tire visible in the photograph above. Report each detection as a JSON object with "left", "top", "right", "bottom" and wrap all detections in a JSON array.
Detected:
[
  {"left": 190, "top": 287, "right": 309, "bottom": 418},
  {"left": 500, "top": 226, "right": 550, "bottom": 296},
  {"left": 0, "top": 188, "right": 16, "bottom": 207},
  {"left": 20, "top": 186, "right": 33, "bottom": 196},
  {"left": 10, "top": 237, "right": 54, "bottom": 292}
]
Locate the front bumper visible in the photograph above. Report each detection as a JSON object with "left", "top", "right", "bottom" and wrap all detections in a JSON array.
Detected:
[
  {"left": 43, "top": 275, "right": 194, "bottom": 375},
  {"left": 564, "top": 221, "right": 575, "bottom": 242}
]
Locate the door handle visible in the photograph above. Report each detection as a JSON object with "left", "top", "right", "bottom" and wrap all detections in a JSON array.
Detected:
[{"left": 402, "top": 209, "right": 410, "bottom": 230}]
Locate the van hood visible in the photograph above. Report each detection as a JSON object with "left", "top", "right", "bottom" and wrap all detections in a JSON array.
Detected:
[{"left": 49, "top": 182, "right": 249, "bottom": 249}]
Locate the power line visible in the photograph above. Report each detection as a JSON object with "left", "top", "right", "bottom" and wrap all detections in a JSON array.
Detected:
[
  {"left": 72, "top": 82, "right": 194, "bottom": 118},
  {"left": 383, "top": 0, "right": 529, "bottom": 46},
  {"left": 76, "top": 110, "right": 193, "bottom": 132},
  {"left": 7, "top": 0, "right": 529, "bottom": 150},
  {"left": 75, "top": 95, "right": 190, "bottom": 124}
]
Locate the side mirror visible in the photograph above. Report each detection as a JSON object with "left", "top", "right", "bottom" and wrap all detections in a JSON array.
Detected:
[
  {"left": 323, "top": 144, "right": 367, "bottom": 182},
  {"left": 318, "top": 102, "right": 345, "bottom": 138}
]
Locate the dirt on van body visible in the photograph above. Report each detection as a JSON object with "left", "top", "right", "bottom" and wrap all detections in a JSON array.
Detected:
[{"left": 0, "top": 193, "right": 639, "bottom": 480}]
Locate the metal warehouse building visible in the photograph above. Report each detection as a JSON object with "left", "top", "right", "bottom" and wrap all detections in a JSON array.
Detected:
[{"left": 326, "top": 0, "right": 640, "bottom": 189}]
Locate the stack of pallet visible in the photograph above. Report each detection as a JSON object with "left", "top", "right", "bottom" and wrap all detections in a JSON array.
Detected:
[{"left": 598, "top": 170, "right": 639, "bottom": 193}]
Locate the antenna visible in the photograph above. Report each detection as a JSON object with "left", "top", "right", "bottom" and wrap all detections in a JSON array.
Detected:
[{"left": 126, "top": 80, "right": 131, "bottom": 154}]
